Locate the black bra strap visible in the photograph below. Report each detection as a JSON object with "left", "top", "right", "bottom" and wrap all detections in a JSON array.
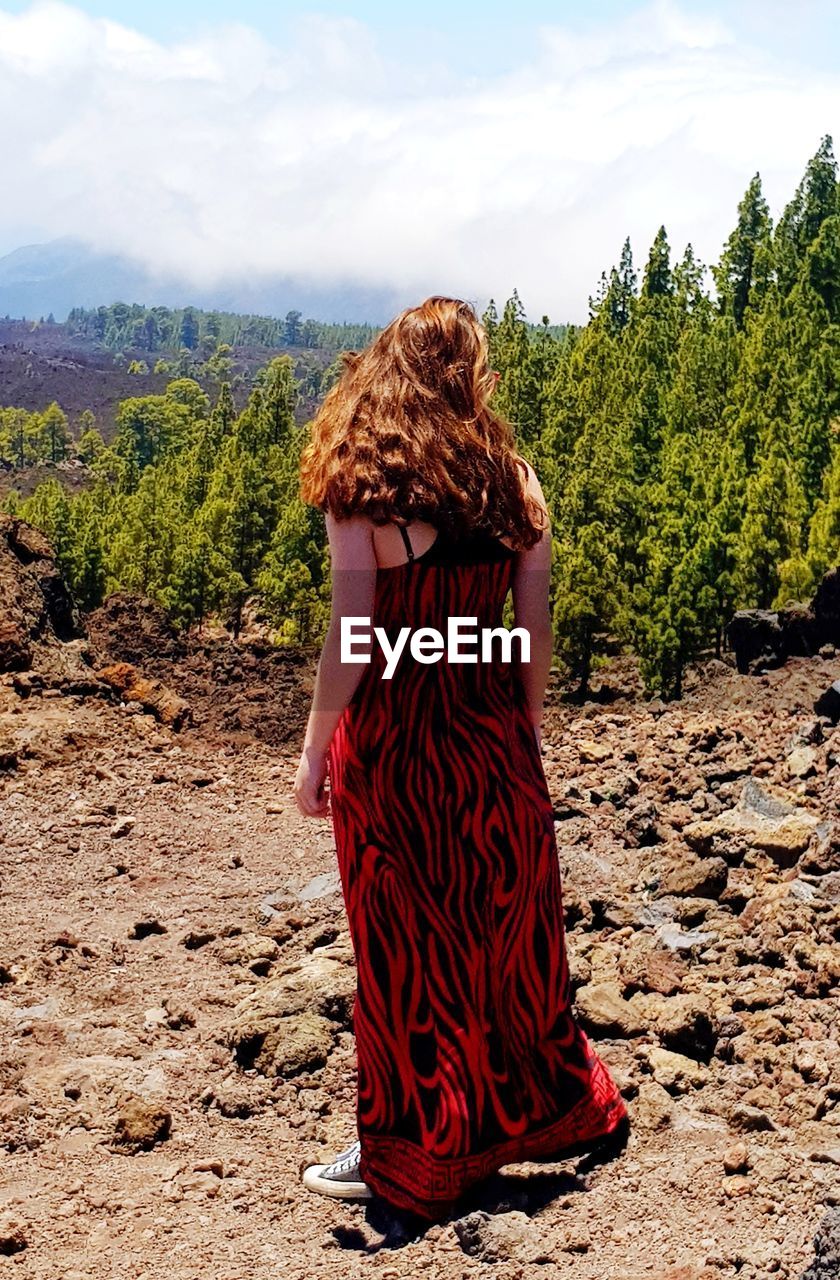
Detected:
[{"left": 397, "top": 524, "right": 415, "bottom": 562}]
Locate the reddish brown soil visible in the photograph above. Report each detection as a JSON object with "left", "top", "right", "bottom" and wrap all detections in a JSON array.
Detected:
[{"left": 1, "top": 631, "right": 839, "bottom": 1279}]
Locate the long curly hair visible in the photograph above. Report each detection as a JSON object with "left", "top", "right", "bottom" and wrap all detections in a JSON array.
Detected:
[{"left": 298, "top": 295, "right": 546, "bottom": 548}]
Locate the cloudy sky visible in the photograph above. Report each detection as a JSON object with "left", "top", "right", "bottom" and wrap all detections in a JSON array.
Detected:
[{"left": 1, "top": 0, "right": 838, "bottom": 322}]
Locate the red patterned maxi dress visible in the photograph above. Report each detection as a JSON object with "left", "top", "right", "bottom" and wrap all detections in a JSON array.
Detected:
[{"left": 327, "top": 525, "right": 628, "bottom": 1219}]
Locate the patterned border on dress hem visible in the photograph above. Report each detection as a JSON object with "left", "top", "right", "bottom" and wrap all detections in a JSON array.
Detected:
[{"left": 358, "top": 1056, "right": 628, "bottom": 1218}]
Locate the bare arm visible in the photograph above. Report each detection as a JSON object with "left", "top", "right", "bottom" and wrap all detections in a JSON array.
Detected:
[
  {"left": 294, "top": 513, "right": 377, "bottom": 816},
  {"left": 511, "top": 461, "right": 553, "bottom": 743}
]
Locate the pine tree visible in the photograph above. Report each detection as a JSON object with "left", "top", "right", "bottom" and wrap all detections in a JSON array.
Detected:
[
  {"left": 604, "top": 237, "right": 637, "bottom": 333},
  {"left": 167, "top": 506, "right": 233, "bottom": 629},
  {"left": 78, "top": 424, "right": 106, "bottom": 465},
  {"left": 735, "top": 438, "right": 808, "bottom": 608},
  {"left": 787, "top": 275, "right": 840, "bottom": 507},
  {"left": 486, "top": 291, "right": 532, "bottom": 438},
  {"left": 19, "top": 479, "right": 73, "bottom": 566},
  {"left": 481, "top": 299, "right": 499, "bottom": 342},
  {"left": 625, "top": 433, "right": 715, "bottom": 698},
  {"left": 182, "top": 382, "right": 235, "bottom": 511},
  {"left": 40, "top": 402, "right": 72, "bottom": 464},
  {"left": 713, "top": 174, "right": 773, "bottom": 328},
  {"left": 179, "top": 307, "right": 200, "bottom": 351},
  {"left": 165, "top": 377, "right": 211, "bottom": 423},
  {"left": 774, "top": 135, "right": 839, "bottom": 295},
  {"left": 806, "top": 212, "right": 840, "bottom": 322},
  {"left": 625, "top": 300, "right": 678, "bottom": 480},
  {"left": 549, "top": 346, "right": 637, "bottom": 696},
  {"left": 673, "top": 244, "right": 707, "bottom": 319},
  {"left": 800, "top": 434, "right": 840, "bottom": 588},
  {"left": 553, "top": 521, "right": 623, "bottom": 698},
  {"left": 1, "top": 408, "right": 37, "bottom": 468},
  {"left": 67, "top": 491, "right": 107, "bottom": 608},
  {"left": 204, "top": 379, "right": 288, "bottom": 636},
  {"left": 642, "top": 226, "right": 673, "bottom": 298},
  {"left": 729, "top": 283, "right": 791, "bottom": 473},
  {"left": 695, "top": 434, "right": 747, "bottom": 656},
  {"left": 258, "top": 499, "right": 326, "bottom": 642},
  {"left": 284, "top": 310, "right": 303, "bottom": 346},
  {"left": 258, "top": 356, "right": 298, "bottom": 445},
  {"left": 212, "top": 381, "right": 236, "bottom": 440},
  {"left": 106, "top": 461, "right": 183, "bottom": 597}
]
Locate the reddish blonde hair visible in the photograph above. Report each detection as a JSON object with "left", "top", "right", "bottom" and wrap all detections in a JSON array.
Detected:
[{"left": 299, "top": 295, "right": 545, "bottom": 548}]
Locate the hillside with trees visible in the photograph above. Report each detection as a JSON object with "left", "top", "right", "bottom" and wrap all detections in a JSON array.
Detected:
[{"left": 2, "top": 136, "right": 840, "bottom": 700}]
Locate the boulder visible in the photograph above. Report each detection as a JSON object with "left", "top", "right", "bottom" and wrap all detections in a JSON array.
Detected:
[
  {"left": 0, "top": 514, "right": 95, "bottom": 687},
  {"left": 85, "top": 590, "right": 186, "bottom": 664},
  {"left": 785, "top": 745, "right": 819, "bottom": 779},
  {"left": 657, "top": 855, "right": 728, "bottom": 899},
  {"left": 623, "top": 798, "right": 664, "bottom": 848},
  {"left": 95, "top": 662, "right": 192, "bottom": 731},
  {"left": 812, "top": 568, "right": 840, "bottom": 646},
  {"left": 113, "top": 1097, "right": 172, "bottom": 1150},
  {"left": 723, "top": 1141, "right": 750, "bottom": 1174},
  {"left": 726, "top": 609, "right": 790, "bottom": 675},
  {"left": 225, "top": 948, "right": 355, "bottom": 1077},
  {"left": 726, "top": 567, "right": 840, "bottom": 675},
  {"left": 574, "top": 982, "right": 648, "bottom": 1038},
  {"left": 642, "top": 1046, "right": 709, "bottom": 1093},
  {"left": 683, "top": 778, "right": 821, "bottom": 868},
  {"left": 0, "top": 1217, "right": 27, "bottom": 1256},
  {"left": 578, "top": 739, "right": 612, "bottom": 764},
  {"left": 618, "top": 939, "right": 688, "bottom": 997},
  {"left": 213, "top": 933, "right": 280, "bottom": 975},
  {"left": 237, "top": 1010, "right": 335, "bottom": 1077},
  {"left": 728, "top": 1102, "right": 777, "bottom": 1132},
  {"left": 800, "top": 825, "right": 840, "bottom": 875},
  {"left": 641, "top": 993, "right": 718, "bottom": 1062},
  {"left": 657, "top": 923, "right": 719, "bottom": 952},
  {"left": 632, "top": 1079, "right": 674, "bottom": 1129},
  {"left": 454, "top": 1210, "right": 548, "bottom": 1264},
  {"left": 815, "top": 680, "right": 840, "bottom": 725}
]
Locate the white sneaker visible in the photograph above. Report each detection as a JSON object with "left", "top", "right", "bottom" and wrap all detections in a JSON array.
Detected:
[{"left": 302, "top": 1140, "right": 373, "bottom": 1201}]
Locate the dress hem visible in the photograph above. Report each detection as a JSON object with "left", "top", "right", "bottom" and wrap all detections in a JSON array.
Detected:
[{"left": 358, "top": 1055, "right": 629, "bottom": 1220}]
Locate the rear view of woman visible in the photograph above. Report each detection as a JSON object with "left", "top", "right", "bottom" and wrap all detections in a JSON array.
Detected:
[{"left": 294, "top": 296, "right": 629, "bottom": 1219}]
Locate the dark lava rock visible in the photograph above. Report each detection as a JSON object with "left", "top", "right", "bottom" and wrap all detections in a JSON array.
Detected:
[
  {"left": 726, "top": 565, "right": 840, "bottom": 675},
  {"left": 799, "top": 1207, "right": 840, "bottom": 1280},
  {"left": 0, "top": 515, "right": 96, "bottom": 687},
  {"left": 726, "top": 609, "right": 790, "bottom": 675},
  {"left": 86, "top": 591, "right": 186, "bottom": 666},
  {"left": 812, "top": 567, "right": 840, "bottom": 647},
  {"left": 815, "top": 680, "right": 840, "bottom": 725}
]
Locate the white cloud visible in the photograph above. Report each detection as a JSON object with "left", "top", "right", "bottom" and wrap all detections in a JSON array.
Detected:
[{"left": 0, "top": 0, "right": 837, "bottom": 322}]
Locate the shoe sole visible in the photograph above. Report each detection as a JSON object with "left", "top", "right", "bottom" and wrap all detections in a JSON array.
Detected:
[{"left": 302, "top": 1164, "right": 373, "bottom": 1200}]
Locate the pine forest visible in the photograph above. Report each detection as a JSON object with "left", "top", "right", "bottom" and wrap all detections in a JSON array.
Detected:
[{"left": 3, "top": 137, "right": 840, "bottom": 701}]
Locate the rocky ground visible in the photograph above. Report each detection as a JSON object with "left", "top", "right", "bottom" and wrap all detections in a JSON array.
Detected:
[{"left": 1, "top": 516, "right": 840, "bottom": 1280}]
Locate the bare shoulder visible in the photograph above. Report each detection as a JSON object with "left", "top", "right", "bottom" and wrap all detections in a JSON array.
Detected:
[
  {"left": 324, "top": 511, "right": 377, "bottom": 569},
  {"left": 514, "top": 455, "right": 550, "bottom": 526}
]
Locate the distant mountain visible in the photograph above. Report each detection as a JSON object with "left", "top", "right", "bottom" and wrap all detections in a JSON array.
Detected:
[{"left": 0, "top": 237, "right": 405, "bottom": 325}]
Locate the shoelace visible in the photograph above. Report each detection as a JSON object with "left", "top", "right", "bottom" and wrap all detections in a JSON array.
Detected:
[{"left": 324, "top": 1141, "right": 361, "bottom": 1178}]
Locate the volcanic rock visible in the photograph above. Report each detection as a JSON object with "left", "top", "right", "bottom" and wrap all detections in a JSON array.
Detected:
[
  {"left": 683, "top": 778, "right": 821, "bottom": 867},
  {"left": 0, "top": 514, "right": 95, "bottom": 687}
]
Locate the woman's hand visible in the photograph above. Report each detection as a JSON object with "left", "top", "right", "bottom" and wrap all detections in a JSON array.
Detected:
[
  {"left": 534, "top": 723, "right": 543, "bottom": 754},
  {"left": 293, "top": 747, "right": 330, "bottom": 818}
]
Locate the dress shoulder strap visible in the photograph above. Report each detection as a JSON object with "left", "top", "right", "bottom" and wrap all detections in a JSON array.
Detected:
[{"left": 397, "top": 524, "right": 415, "bottom": 562}]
